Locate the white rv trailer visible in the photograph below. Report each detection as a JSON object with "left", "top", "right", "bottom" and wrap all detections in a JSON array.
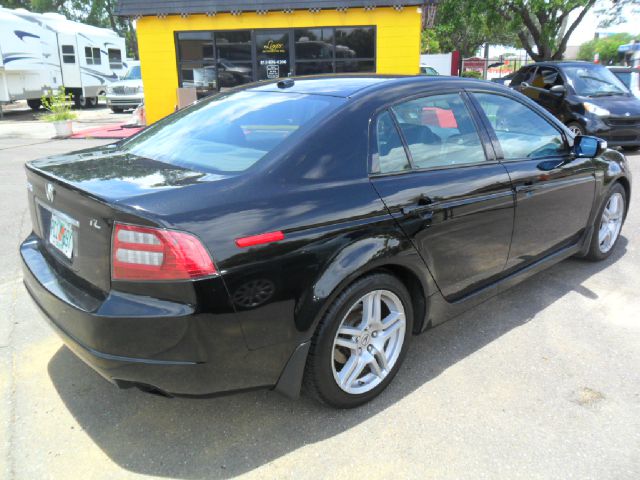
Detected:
[
  {"left": 0, "top": 8, "right": 62, "bottom": 109},
  {"left": 0, "top": 7, "right": 127, "bottom": 109}
]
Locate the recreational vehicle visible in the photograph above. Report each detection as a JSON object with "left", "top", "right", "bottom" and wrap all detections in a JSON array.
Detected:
[{"left": 0, "top": 7, "right": 127, "bottom": 109}]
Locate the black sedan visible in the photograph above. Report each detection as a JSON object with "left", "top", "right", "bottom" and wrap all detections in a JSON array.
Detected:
[{"left": 21, "top": 76, "right": 631, "bottom": 408}]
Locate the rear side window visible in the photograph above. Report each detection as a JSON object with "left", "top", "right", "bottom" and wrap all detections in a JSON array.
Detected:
[
  {"left": 373, "top": 110, "right": 411, "bottom": 174},
  {"left": 391, "top": 93, "right": 486, "bottom": 169},
  {"left": 473, "top": 92, "right": 568, "bottom": 159},
  {"left": 121, "top": 91, "right": 344, "bottom": 173}
]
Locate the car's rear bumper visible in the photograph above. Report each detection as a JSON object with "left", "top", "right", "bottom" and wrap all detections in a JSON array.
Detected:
[{"left": 20, "top": 234, "right": 294, "bottom": 396}]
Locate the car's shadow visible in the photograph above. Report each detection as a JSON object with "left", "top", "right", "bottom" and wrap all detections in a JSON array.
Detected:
[{"left": 48, "top": 237, "right": 628, "bottom": 479}]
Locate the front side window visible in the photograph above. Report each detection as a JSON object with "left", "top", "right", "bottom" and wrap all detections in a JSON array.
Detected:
[
  {"left": 121, "top": 91, "right": 344, "bottom": 174},
  {"left": 374, "top": 110, "right": 411, "bottom": 174},
  {"left": 531, "top": 67, "right": 564, "bottom": 89},
  {"left": 509, "top": 67, "right": 534, "bottom": 87},
  {"left": 473, "top": 92, "right": 568, "bottom": 159},
  {"left": 391, "top": 93, "right": 486, "bottom": 169}
]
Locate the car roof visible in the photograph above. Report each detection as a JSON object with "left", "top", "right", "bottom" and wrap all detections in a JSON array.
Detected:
[
  {"left": 247, "top": 74, "right": 493, "bottom": 98},
  {"left": 527, "top": 61, "right": 603, "bottom": 69},
  {"left": 608, "top": 66, "right": 635, "bottom": 72}
]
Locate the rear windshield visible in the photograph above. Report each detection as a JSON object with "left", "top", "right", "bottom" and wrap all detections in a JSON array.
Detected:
[
  {"left": 563, "top": 65, "right": 629, "bottom": 97},
  {"left": 121, "top": 90, "right": 343, "bottom": 173}
]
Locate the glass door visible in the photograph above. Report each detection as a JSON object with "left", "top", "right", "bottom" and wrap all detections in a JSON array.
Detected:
[{"left": 255, "top": 30, "right": 292, "bottom": 80}]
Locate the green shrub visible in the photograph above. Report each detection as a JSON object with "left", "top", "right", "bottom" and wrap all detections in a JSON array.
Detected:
[
  {"left": 40, "top": 87, "right": 77, "bottom": 122},
  {"left": 461, "top": 70, "right": 482, "bottom": 79}
]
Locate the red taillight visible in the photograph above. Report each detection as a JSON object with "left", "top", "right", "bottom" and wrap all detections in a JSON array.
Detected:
[{"left": 112, "top": 223, "right": 216, "bottom": 281}]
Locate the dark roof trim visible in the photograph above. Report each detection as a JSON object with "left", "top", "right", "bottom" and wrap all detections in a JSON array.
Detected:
[{"left": 115, "top": 0, "right": 428, "bottom": 17}]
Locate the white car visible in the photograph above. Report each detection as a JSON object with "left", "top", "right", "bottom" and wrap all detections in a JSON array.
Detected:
[{"left": 106, "top": 62, "right": 143, "bottom": 113}]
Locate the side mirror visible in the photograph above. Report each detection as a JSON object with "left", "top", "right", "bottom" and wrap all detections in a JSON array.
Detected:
[
  {"left": 573, "top": 135, "right": 607, "bottom": 158},
  {"left": 550, "top": 84, "right": 567, "bottom": 96}
]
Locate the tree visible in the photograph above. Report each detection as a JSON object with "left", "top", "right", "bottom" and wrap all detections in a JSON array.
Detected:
[
  {"left": 494, "top": 0, "right": 598, "bottom": 61},
  {"left": 578, "top": 32, "right": 636, "bottom": 64},
  {"left": 428, "top": 0, "right": 519, "bottom": 57},
  {"left": 597, "top": 0, "right": 640, "bottom": 27}
]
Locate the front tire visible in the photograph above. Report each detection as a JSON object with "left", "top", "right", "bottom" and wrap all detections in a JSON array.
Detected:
[
  {"left": 27, "top": 99, "right": 41, "bottom": 111},
  {"left": 585, "top": 183, "right": 626, "bottom": 261},
  {"left": 304, "top": 273, "right": 413, "bottom": 408}
]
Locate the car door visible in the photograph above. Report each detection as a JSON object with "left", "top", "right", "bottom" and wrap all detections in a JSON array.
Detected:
[
  {"left": 469, "top": 90, "right": 596, "bottom": 270},
  {"left": 519, "top": 66, "right": 565, "bottom": 116},
  {"left": 370, "top": 91, "right": 514, "bottom": 301}
]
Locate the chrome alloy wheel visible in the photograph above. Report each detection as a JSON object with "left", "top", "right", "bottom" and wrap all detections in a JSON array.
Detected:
[
  {"left": 598, "top": 192, "right": 624, "bottom": 253},
  {"left": 331, "top": 290, "right": 406, "bottom": 395}
]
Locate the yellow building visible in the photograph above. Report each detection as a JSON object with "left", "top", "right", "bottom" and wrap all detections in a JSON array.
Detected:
[{"left": 116, "top": 1, "right": 429, "bottom": 124}]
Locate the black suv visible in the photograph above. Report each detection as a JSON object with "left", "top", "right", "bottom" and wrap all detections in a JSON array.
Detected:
[{"left": 510, "top": 61, "right": 640, "bottom": 150}]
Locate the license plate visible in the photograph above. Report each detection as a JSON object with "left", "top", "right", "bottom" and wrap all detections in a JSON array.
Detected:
[{"left": 49, "top": 214, "right": 74, "bottom": 259}]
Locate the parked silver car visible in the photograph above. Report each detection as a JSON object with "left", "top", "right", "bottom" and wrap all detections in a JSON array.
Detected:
[{"left": 106, "top": 62, "right": 143, "bottom": 113}]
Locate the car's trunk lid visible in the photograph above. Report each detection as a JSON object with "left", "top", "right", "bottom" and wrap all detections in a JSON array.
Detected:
[{"left": 25, "top": 146, "right": 218, "bottom": 293}]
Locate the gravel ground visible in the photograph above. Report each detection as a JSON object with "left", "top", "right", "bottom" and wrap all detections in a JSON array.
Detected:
[{"left": 0, "top": 137, "right": 638, "bottom": 480}]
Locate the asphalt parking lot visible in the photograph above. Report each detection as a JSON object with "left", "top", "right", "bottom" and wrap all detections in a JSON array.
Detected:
[{"left": 1, "top": 136, "right": 639, "bottom": 479}]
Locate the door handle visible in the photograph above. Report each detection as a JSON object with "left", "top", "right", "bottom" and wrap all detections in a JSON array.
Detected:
[{"left": 401, "top": 196, "right": 433, "bottom": 216}]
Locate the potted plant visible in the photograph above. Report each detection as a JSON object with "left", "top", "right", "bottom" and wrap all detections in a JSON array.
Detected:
[{"left": 41, "top": 87, "right": 77, "bottom": 138}]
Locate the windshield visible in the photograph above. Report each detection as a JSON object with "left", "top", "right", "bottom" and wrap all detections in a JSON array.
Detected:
[
  {"left": 124, "top": 65, "right": 141, "bottom": 80},
  {"left": 120, "top": 90, "right": 344, "bottom": 174},
  {"left": 563, "top": 65, "right": 629, "bottom": 97},
  {"left": 613, "top": 71, "right": 632, "bottom": 88}
]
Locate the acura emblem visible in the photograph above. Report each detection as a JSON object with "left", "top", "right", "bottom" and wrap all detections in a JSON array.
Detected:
[{"left": 46, "top": 183, "right": 55, "bottom": 203}]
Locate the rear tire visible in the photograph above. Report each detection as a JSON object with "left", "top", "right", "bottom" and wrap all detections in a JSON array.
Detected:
[
  {"left": 27, "top": 99, "right": 41, "bottom": 111},
  {"left": 87, "top": 96, "right": 98, "bottom": 108},
  {"left": 304, "top": 273, "right": 413, "bottom": 408},
  {"left": 585, "top": 183, "right": 626, "bottom": 261},
  {"left": 74, "top": 95, "right": 88, "bottom": 109},
  {"left": 622, "top": 145, "right": 640, "bottom": 152}
]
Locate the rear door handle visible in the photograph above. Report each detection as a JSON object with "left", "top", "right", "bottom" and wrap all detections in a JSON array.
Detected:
[{"left": 401, "top": 196, "right": 433, "bottom": 216}]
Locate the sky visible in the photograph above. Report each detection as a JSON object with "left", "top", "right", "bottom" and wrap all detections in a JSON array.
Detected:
[{"left": 567, "top": 1, "right": 638, "bottom": 46}]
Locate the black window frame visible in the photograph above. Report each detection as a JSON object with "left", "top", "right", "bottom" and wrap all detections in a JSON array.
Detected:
[
  {"left": 61, "top": 44, "right": 75, "bottom": 64},
  {"left": 369, "top": 90, "right": 495, "bottom": 176},
  {"left": 108, "top": 48, "right": 123, "bottom": 70},
  {"left": 84, "top": 46, "right": 101, "bottom": 65},
  {"left": 466, "top": 89, "right": 572, "bottom": 162}
]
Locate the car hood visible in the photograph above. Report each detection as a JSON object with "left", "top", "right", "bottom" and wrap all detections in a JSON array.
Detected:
[
  {"left": 27, "top": 145, "right": 230, "bottom": 203},
  {"left": 110, "top": 79, "right": 142, "bottom": 88},
  {"left": 580, "top": 94, "right": 640, "bottom": 116}
]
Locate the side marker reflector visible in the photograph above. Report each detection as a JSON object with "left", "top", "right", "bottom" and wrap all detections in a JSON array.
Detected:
[{"left": 235, "top": 231, "right": 285, "bottom": 248}]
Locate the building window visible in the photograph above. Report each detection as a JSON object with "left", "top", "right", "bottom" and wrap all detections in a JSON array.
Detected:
[
  {"left": 85, "top": 47, "right": 101, "bottom": 65},
  {"left": 108, "top": 48, "right": 122, "bottom": 69},
  {"left": 175, "top": 26, "right": 376, "bottom": 94},
  {"left": 61, "top": 45, "right": 75, "bottom": 64}
]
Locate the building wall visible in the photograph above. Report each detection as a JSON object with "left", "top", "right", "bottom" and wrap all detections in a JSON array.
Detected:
[{"left": 137, "top": 7, "right": 422, "bottom": 123}]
